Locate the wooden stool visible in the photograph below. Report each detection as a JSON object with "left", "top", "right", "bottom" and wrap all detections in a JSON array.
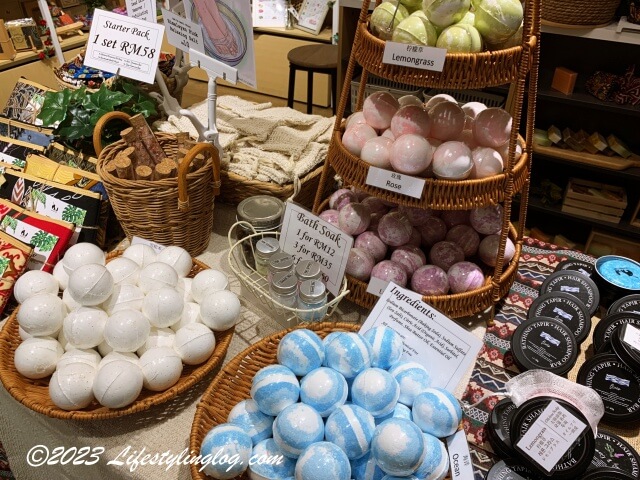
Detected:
[{"left": 287, "top": 44, "right": 338, "bottom": 115}]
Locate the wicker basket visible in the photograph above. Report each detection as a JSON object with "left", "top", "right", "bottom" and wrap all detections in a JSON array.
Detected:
[
  {"left": 94, "top": 111, "right": 221, "bottom": 257},
  {"left": 0, "top": 251, "right": 234, "bottom": 420},
  {"left": 189, "top": 321, "right": 360, "bottom": 480},
  {"left": 542, "top": 0, "right": 622, "bottom": 27}
]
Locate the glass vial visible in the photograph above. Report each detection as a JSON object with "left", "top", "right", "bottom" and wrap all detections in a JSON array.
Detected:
[
  {"left": 268, "top": 252, "right": 295, "bottom": 283},
  {"left": 295, "top": 260, "right": 322, "bottom": 286},
  {"left": 236, "top": 195, "right": 285, "bottom": 266},
  {"left": 255, "top": 237, "right": 281, "bottom": 276},
  {"left": 270, "top": 271, "right": 298, "bottom": 313},
  {"left": 297, "top": 279, "right": 328, "bottom": 322}
]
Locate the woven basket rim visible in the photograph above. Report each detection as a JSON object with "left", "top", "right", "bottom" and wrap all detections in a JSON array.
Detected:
[{"left": 0, "top": 250, "right": 235, "bottom": 420}]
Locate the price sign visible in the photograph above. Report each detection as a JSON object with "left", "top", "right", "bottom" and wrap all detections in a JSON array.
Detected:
[
  {"left": 125, "top": 0, "right": 156, "bottom": 24},
  {"left": 161, "top": 8, "right": 204, "bottom": 53},
  {"left": 85, "top": 9, "right": 165, "bottom": 84},
  {"left": 382, "top": 41, "right": 447, "bottom": 72},
  {"left": 365, "top": 166, "right": 426, "bottom": 199},
  {"left": 279, "top": 203, "right": 353, "bottom": 296}
]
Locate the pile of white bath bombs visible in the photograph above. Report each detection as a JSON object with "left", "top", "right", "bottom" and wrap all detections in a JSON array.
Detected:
[
  {"left": 343, "top": 92, "right": 523, "bottom": 181},
  {"left": 321, "top": 191, "right": 516, "bottom": 296},
  {"left": 12, "top": 242, "right": 241, "bottom": 411}
]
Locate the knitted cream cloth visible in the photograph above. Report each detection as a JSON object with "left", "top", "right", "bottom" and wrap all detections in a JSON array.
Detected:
[{"left": 154, "top": 96, "right": 335, "bottom": 185}]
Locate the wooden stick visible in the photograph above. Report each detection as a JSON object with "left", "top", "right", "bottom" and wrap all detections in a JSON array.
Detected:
[
  {"left": 135, "top": 165, "right": 153, "bottom": 181},
  {"left": 175, "top": 132, "right": 189, "bottom": 151},
  {"left": 105, "top": 160, "right": 118, "bottom": 178},
  {"left": 114, "top": 155, "right": 134, "bottom": 180},
  {"left": 121, "top": 128, "right": 156, "bottom": 169},
  {"left": 191, "top": 153, "right": 206, "bottom": 172},
  {"left": 129, "top": 114, "right": 166, "bottom": 163},
  {"left": 153, "top": 159, "right": 177, "bottom": 180},
  {"left": 175, "top": 147, "right": 190, "bottom": 165}
]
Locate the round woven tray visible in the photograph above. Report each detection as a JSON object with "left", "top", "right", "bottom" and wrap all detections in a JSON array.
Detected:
[
  {"left": 0, "top": 251, "right": 234, "bottom": 420},
  {"left": 541, "top": 0, "right": 621, "bottom": 26},
  {"left": 189, "top": 321, "right": 360, "bottom": 480}
]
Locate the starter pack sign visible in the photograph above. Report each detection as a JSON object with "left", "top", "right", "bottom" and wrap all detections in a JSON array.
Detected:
[{"left": 84, "top": 9, "right": 165, "bottom": 84}]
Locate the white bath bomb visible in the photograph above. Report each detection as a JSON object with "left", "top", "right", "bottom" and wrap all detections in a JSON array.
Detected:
[
  {"left": 93, "top": 359, "right": 144, "bottom": 408},
  {"left": 122, "top": 244, "right": 157, "bottom": 268},
  {"left": 191, "top": 269, "right": 229, "bottom": 303},
  {"left": 105, "top": 257, "right": 140, "bottom": 285},
  {"left": 462, "top": 101, "right": 487, "bottom": 120},
  {"left": 382, "top": 128, "right": 396, "bottom": 140},
  {"left": 361, "top": 137, "right": 393, "bottom": 169},
  {"left": 473, "top": 107, "right": 512, "bottom": 148},
  {"left": 343, "top": 123, "right": 378, "bottom": 157},
  {"left": 14, "top": 337, "right": 63, "bottom": 379},
  {"left": 62, "top": 289, "right": 82, "bottom": 312},
  {"left": 156, "top": 246, "right": 193, "bottom": 277},
  {"left": 390, "top": 134, "right": 435, "bottom": 175},
  {"left": 98, "top": 351, "right": 139, "bottom": 370},
  {"left": 142, "top": 287, "right": 184, "bottom": 328},
  {"left": 137, "top": 327, "right": 176, "bottom": 356},
  {"left": 57, "top": 328, "right": 74, "bottom": 352},
  {"left": 57, "top": 348, "right": 101, "bottom": 371},
  {"left": 173, "top": 323, "right": 216, "bottom": 365},
  {"left": 363, "top": 92, "right": 400, "bottom": 130},
  {"left": 62, "top": 243, "right": 105, "bottom": 275},
  {"left": 176, "top": 277, "right": 194, "bottom": 303},
  {"left": 97, "top": 340, "right": 113, "bottom": 357},
  {"left": 63, "top": 306, "right": 107, "bottom": 349},
  {"left": 19, "top": 326, "right": 32, "bottom": 341},
  {"left": 471, "top": 147, "right": 504, "bottom": 178},
  {"left": 14, "top": 271, "right": 59, "bottom": 304},
  {"left": 101, "top": 284, "right": 145, "bottom": 315},
  {"left": 479, "top": 235, "right": 515, "bottom": 267},
  {"left": 49, "top": 363, "right": 96, "bottom": 410},
  {"left": 103, "top": 308, "right": 150, "bottom": 353},
  {"left": 138, "top": 262, "right": 179, "bottom": 293},
  {"left": 53, "top": 262, "right": 69, "bottom": 291},
  {"left": 170, "top": 302, "right": 202, "bottom": 332},
  {"left": 17, "top": 293, "right": 65, "bottom": 337},
  {"left": 200, "top": 290, "right": 241, "bottom": 331},
  {"left": 139, "top": 347, "right": 183, "bottom": 392},
  {"left": 432, "top": 141, "right": 473, "bottom": 180},
  {"left": 67, "top": 264, "right": 114, "bottom": 306},
  {"left": 429, "top": 101, "right": 466, "bottom": 141}
]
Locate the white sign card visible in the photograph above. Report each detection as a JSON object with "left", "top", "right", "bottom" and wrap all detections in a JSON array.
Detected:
[
  {"left": 366, "top": 275, "right": 390, "bottom": 296},
  {"left": 359, "top": 283, "right": 483, "bottom": 392},
  {"left": 383, "top": 42, "right": 447, "bottom": 72},
  {"left": 279, "top": 203, "right": 353, "bottom": 296},
  {"left": 515, "top": 400, "right": 587, "bottom": 473},
  {"left": 365, "top": 166, "right": 426, "bottom": 199},
  {"left": 446, "top": 430, "right": 475, "bottom": 480},
  {"left": 162, "top": 8, "right": 204, "bottom": 53},
  {"left": 252, "top": 0, "right": 287, "bottom": 28},
  {"left": 85, "top": 9, "right": 165, "bottom": 84},
  {"left": 623, "top": 324, "right": 640, "bottom": 351},
  {"left": 125, "top": 0, "right": 157, "bottom": 24}
]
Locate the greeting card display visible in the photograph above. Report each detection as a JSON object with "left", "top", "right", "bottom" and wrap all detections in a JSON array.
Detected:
[
  {"left": 295, "top": 0, "right": 330, "bottom": 35},
  {"left": 1, "top": 78, "right": 53, "bottom": 125},
  {"left": 0, "top": 118, "right": 54, "bottom": 148},
  {"left": 252, "top": 0, "right": 287, "bottom": 28}
]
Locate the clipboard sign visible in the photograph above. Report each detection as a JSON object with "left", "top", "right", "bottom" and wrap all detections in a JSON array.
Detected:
[{"left": 295, "top": 0, "right": 331, "bottom": 35}]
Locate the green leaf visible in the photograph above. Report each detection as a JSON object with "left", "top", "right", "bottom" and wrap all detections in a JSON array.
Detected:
[
  {"left": 58, "top": 106, "right": 94, "bottom": 141},
  {"left": 69, "top": 86, "right": 87, "bottom": 105},
  {"left": 38, "top": 89, "right": 71, "bottom": 126},
  {"left": 83, "top": 85, "right": 132, "bottom": 112},
  {"left": 131, "top": 100, "right": 157, "bottom": 118}
]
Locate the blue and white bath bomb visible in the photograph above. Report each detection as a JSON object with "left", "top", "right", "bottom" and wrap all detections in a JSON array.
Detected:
[
  {"left": 375, "top": 402, "right": 412, "bottom": 426},
  {"left": 273, "top": 403, "right": 324, "bottom": 458},
  {"left": 415, "top": 433, "right": 449, "bottom": 480},
  {"left": 371, "top": 418, "right": 426, "bottom": 476},
  {"left": 249, "top": 438, "right": 296, "bottom": 480},
  {"left": 325, "top": 404, "right": 376, "bottom": 460},
  {"left": 381, "top": 476, "right": 418, "bottom": 480},
  {"left": 351, "top": 368, "right": 400, "bottom": 418},
  {"left": 251, "top": 365, "right": 300, "bottom": 416},
  {"left": 350, "top": 451, "right": 385, "bottom": 480},
  {"left": 362, "top": 326, "right": 404, "bottom": 370},
  {"left": 200, "top": 424, "right": 252, "bottom": 479},
  {"left": 412, "top": 388, "right": 462, "bottom": 438},
  {"left": 388, "top": 361, "right": 432, "bottom": 406},
  {"left": 227, "top": 399, "right": 274, "bottom": 445},
  {"left": 295, "top": 442, "right": 351, "bottom": 480},
  {"left": 300, "top": 367, "right": 348, "bottom": 417},
  {"left": 324, "top": 332, "right": 372, "bottom": 379},
  {"left": 277, "top": 329, "right": 325, "bottom": 376}
]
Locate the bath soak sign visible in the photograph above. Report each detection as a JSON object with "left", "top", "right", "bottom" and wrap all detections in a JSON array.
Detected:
[
  {"left": 279, "top": 203, "right": 353, "bottom": 296},
  {"left": 85, "top": 9, "right": 165, "bottom": 84}
]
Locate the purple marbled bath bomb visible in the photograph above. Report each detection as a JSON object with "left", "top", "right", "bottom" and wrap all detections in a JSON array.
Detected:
[
  {"left": 391, "top": 246, "right": 427, "bottom": 277},
  {"left": 329, "top": 189, "right": 358, "bottom": 211},
  {"left": 418, "top": 218, "right": 448, "bottom": 248},
  {"left": 361, "top": 196, "right": 389, "bottom": 216},
  {"left": 479, "top": 235, "right": 515, "bottom": 267},
  {"left": 339, "top": 203, "right": 371, "bottom": 236},
  {"left": 398, "top": 206, "right": 438, "bottom": 226},
  {"left": 445, "top": 224, "right": 480, "bottom": 258},
  {"left": 368, "top": 213, "right": 383, "bottom": 232},
  {"left": 429, "top": 241, "right": 465, "bottom": 272},
  {"left": 319, "top": 209, "right": 340, "bottom": 228},
  {"left": 355, "top": 231, "right": 388, "bottom": 263},
  {"left": 378, "top": 212, "right": 413, "bottom": 247},
  {"left": 448, "top": 261, "right": 485, "bottom": 293},
  {"left": 371, "top": 260, "right": 408, "bottom": 288},
  {"left": 440, "top": 210, "right": 471, "bottom": 229},
  {"left": 411, "top": 265, "right": 449, "bottom": 296},
  {"left": 407, "top": 228, "right": 422, "bottom": 248},
  {"left": 346, "top": 248, "right": 376, "bottom": 281},
  {"left": 470, "top": 205, "right": 503, "bottom": 235}
]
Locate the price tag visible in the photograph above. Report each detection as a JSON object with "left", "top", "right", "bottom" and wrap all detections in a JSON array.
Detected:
[
  {"left": 623, "top": 324, "right": 640, "bottom": 351},
  {"left": 366, "top": 276, "right": 390, "bottom": 296},
  {"left": 515, "top": 400, "right": 587, "bottom": 473},
  {"left": 161, "top": 8, "right": 204, "bottom": 53},
  {"left": 382, "top": 41, "right": 447, "bottom": 72},
  {"left": 131, "top": 235, "right": 166, "bottom": 254},
  {"left": 365, "top": 167, "right": 425, "bottom": 199},
  {"left": 279, "top": 203, "right": 353, "bottom": 296},
  {"left": 446, "top": 430, "right": 474, "bottom": 480},
  {"left": 85, "top": 9, "right": 165, "bottom": 84},
  {"left": 125, "top": 0, "right": 156, "bottom": 24}
]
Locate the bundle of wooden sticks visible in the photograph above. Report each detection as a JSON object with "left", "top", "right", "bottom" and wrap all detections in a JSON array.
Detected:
[{"left": 105, "top": 114, "right": 208, "bottom": 180}]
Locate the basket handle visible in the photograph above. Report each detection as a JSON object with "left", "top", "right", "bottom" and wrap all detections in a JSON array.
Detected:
[
  {"left": 93, "top": 111, "right": 133, "bottom": 156},
  {"left": 178, "top": 142, "right": 221, "bottom": 213}
]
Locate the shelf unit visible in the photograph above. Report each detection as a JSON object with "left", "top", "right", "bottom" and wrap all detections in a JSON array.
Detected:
[{"left": 311, "top": 0, "right": 541, "bottom": 317}]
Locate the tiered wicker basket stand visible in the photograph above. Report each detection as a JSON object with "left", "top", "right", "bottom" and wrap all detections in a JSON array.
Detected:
[{"left": 312, "top": 0, "right": 541, "bottom": 318}]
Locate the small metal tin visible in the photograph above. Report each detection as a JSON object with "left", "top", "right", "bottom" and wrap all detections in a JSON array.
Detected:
[
  {"left": 268, "top": 252, "right": 295, "bottom": 279},
  {"left": 589, "top": 430, "right": 640, "bottom": 476},
  {"left": 528, "top": 292, "right": 591, "bottom": 345},
  {"left": 554, "top": 259, "right": 595, "bottom": 278},
  {"left": 236, "top": 195, "right": 285, "bottom": 230},
  {"left": 295, "top": 260, "right": 322, "bottom": 284},
  {"left": 539, "top": 271, "right": 600, "bottom": 316},
  {"left": 298, "top": 279, "right": 327, "bottom": 304},
  {"left": 270, "top": 271, "right": 298, "bottom": 295},
  {"left": 594, "top": 255, "right": 640, "bottom": 310},
  {"left": 486, "top": 460, "right": 543, "bottom": 480}
]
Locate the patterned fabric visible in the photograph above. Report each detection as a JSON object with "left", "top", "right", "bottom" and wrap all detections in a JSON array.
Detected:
[
  {"left": 1, "top": 78, "right": 52, "bottom": 125},
  {"left": 462, "top": 237, "right": 596, "bottom": 480},
  {"left": 0, "top": 119, "right": 54, "bottom": 148},
  {"left": 0, "top": 136, "right": 42, "bottom": 169},
  {"left": 0, "top": 231, "right": 31, "bottom": 317}
]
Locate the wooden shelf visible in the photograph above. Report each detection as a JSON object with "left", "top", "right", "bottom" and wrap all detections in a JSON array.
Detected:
[
  {"left": 253, "top": 26, "right": 332, "bottom": 43},
  {"left": 532, "top": 144, "right": 640, "bottom": 171},
  {"left": 0, "top": 32, "right": 88, "bottom": 72},
  {"left": 541, "top": 19, "right": 640, "bottom": 46}
]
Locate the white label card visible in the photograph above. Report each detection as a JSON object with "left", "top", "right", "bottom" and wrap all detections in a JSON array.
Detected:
[
  {"left": 515, "top": 400, "right": 587, "bottom": 473},
  {"left": 359, "top": 283, "right": 483, "bottom": 392},
  {"left": 161, "top": 8, "right": 204, "bottom": 53},
  {"left": 447, "top": 430, "right": 475, "bottom": 480},
  {"left": 382, "top": 42, "right": 447, "bottom": 72},
  {"left": 279, "top": 203, "right": 353, "bottom": 296},
  {"left": 366, "top": 276, "right": 390, "bottom": 296},
  {"left": 85, "top": 9, "right": 165, "bottom": 84},
  {"left": 131, "top": 235, "right": 166, "bottom": 254},
  {"left": 365, "top": 166, "right": 425, "bottom": 199},
  {"left": 623, "top": 324, "right": 640, "bottom": 351},
  {"left": 125, "top": 0, "right": 156, "bottom": 24}
]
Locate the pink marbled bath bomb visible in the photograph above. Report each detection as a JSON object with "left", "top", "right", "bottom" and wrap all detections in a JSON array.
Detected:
[
  {"left": 428, "top": 101, "right": 466, "bottom": 141},
  {"left": 382, "top": 129, "right": 396, "bottom": 140},
  {"left": 432, "top": 141, "right": 473, "bottom": 180},
  {"left": 346, "top": 111, "right": 368, "bottom": 129},
  {"left": 352, "top": 188, "right": 369, "bottom": 201},
  {"left": 391, "top": 245, "right": 427, "bottom": 277},
  {"left": 390, "top": 134, "right": 435, "bottom": 175},
  {"left": 343, "top": 123, "right": 378, "bottom": 156},
  {"left": 429, "top": 241, "right": 465, "bottom": 272},
  {"left": 398, "top": 95, "right": 425, "bottom": 108},
  {"left": 473, "top": 108, "right": 512, "bottom": 148},
  {"left": 368, "top": 212, "right": 383, "bottom": 232},
  {"left": 363, "top": 92, "right": 400, "bottom": 130},
  {"left": 339, "top": 202, "right": 371, "bottom": 236},
  {"left": 378, "top": 212, "right": 413, "bottom": 247},
  {"left": 461, "top": 102, "right": 487, "bottom": 120},
  {"left": 418, "top": 217, "right": 448, "bottom": 248},
  {"left": 424, "top": 93, "right": 456, "bottom": 111},
  {"left": 457, "top": 129, "right": 479, "bottom": 150},
  {"left": 411, "top": 265, "right": 449, "bottom": 296},
  {"left": 361, "top": 196, "right": 389, "bottom": 216},
  {"left": 346, "top": 248, "right": 375, "bottom": 281},
  {"left": 440, "top": 210, "right": 470, "bottom": 229},
  {"left": 361, "top": 136, "right": 394, "bottom": 169},
  {"left": 496, "top": 140, "right": 523, "bottom": 164},
  {"left": 329, "top": 188, "right": 358, "bottom": 211},
  {"left": 448, "top": 261, "right": 485, "bottom": 293},
  {"left": 319, "top": 209, "right": 340, "bottom": 228},
  {"left": 471, "top": 147, "right": 504, "bottom": 179},
  {"left": 470, "top": 204, "right": 503, "bottom": 235},
  {"left": 479, "top": 235, "right": 515, "bottom": 267},
  {"left": 371, "top": 260, "right": 408, "bottom": 288},
  {"left": 355, "top": 231, "right": 388, "bottom": 263},
  {"left": 445, "top": 224, "right": 480, "bottom": 257},
  {"left": 398, "top": 206, "right": 438, "bottom": 226},
  {"left": 390, "top": 105, "right": 431, "bottom": 139}
]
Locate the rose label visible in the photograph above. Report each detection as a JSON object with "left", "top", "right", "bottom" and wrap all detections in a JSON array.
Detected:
[
  {"left": 382, "top": 42, "right": 447, "bottom": 72},
  {"left": 162, "top": 8, "right": 204, "bottom": 53},
  {"left": 365, "top": 166, "right": 426, "bottom": 199}
]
